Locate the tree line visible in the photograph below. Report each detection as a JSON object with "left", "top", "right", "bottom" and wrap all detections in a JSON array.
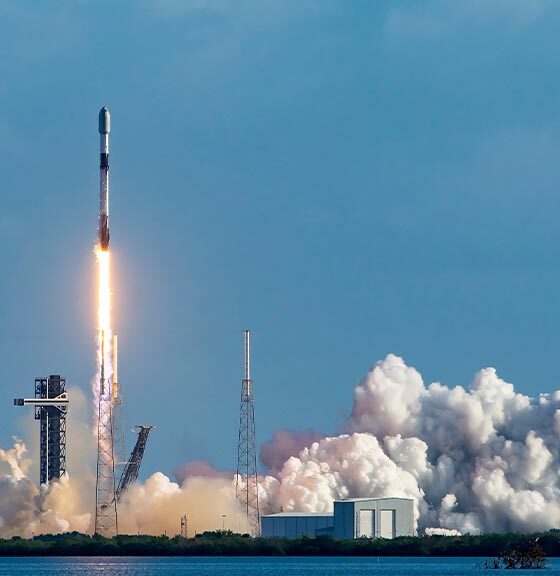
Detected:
[{"left": 0, "top": 530, "right": 559, "bottom": 557}]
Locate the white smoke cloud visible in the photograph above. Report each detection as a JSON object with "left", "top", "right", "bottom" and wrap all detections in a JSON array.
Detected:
[
  {"left": 0, "top": 444, "right": 242, "bottom": 538},
  {"left": 0, "top": 439, "right": 90, "bottom": 537},
  {"left": 118, "top": 473, "right": 245, "bottom": 536},
  {"left": 258, "top": 354, "right": 560, "bottom": 535},
  {"left": 425, "top": 527, "right": 462, "bottom": 537},
  {"left": 259, "top": 433, "right": 426, "bottom": 523}
]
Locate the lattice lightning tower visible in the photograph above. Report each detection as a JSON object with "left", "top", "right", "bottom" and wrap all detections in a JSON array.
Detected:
[{"left": 235, "top": 329, "right": 260, "bottom": 535}]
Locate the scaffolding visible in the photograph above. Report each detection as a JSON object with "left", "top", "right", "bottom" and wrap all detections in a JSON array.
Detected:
[{"left": 14, "top": 375, "right": 69, "bottom": 485}]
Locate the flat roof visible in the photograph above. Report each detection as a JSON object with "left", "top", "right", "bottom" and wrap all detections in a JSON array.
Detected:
[
  {"left": 261, "top": 512, "right": 333, "bottom": 518},
  {"left": 335, "top": 497, "right": 415, "bottom": 503}
]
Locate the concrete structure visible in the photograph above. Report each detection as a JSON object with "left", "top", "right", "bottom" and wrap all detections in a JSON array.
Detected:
[
  {"left": 261, "top": 497, "right": 415, "bottom": 540},
  {"left": 261, "top": 513, "right": 334, "bottom": 538}
]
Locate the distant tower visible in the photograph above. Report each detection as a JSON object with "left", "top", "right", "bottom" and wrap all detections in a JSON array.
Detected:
[
  {"left": 180, "top": 514, "right": 188, "bottom": 539},
  {"left": 14, "top": 375, "right": 69, "bottom": 485},
  {"left": 235, "top": 330, "right": 260, "bottom": 535}
]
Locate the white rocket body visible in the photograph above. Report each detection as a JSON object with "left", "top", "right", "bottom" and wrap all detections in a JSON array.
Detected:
[{"left": 99, "top": 107, "right": 110, "bottom": 250}]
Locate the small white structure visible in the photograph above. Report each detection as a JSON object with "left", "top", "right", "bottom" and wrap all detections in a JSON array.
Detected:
[{"left": 261, "top": 497, "right": 415, "bottom": 540}]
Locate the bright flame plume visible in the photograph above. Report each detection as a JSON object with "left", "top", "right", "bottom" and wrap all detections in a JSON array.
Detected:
[
  {"left": 93, "top": 244, "right": 118, "bottom": 536},
  {"left": 95, "top": 246, "right": 113, "bottom": 397}
]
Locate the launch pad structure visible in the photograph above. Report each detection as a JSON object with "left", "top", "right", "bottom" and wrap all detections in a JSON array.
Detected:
[
  {"left": 235, "top": 330, "right": 260, "bottom": 536},
  {"left": 14, "top": 375, "right": 69, "bottom": 485}
]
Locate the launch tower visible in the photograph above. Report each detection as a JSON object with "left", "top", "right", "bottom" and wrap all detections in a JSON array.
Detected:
[
  {"left": 14, "top": 375, "right": 69, "bottom": 485},
  {"left": 235, "top": 330, "right": 260, "bottom": 535}
]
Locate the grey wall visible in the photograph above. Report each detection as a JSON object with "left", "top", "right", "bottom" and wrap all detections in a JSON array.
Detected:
[
  {"left": 261, "top": 515, "right": 334, "bottom": 538},
  {"left": 333, "top": 501, "right": 355, "bottom": 539}
]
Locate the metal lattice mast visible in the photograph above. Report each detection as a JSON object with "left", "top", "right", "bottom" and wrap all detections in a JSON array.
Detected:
[
  {"left": 116, "top": 425, "right": 155, "bottom": 499},
  {"left": 95, "top": 330, "right": 118, "bottom": 536},
  {"left": 235, "top": 330, "right": 260, "bottom": 535}
]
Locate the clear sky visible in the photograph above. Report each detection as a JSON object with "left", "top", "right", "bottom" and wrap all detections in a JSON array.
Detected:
[{"left": 1, "top": 0, "right": 560, "bottom": 479}]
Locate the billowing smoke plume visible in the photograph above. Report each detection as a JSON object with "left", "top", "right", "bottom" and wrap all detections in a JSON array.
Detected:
[
  {"left": 118, "top": 474, "right": 245, "bottom": 535},
  {"left": 0, "top": 438, "right": 241, "bottom": 537},
  {"left": 0, "top": 439, "right": 90, "bottom": 536},
  {"left": 259, "top": 354, "right": 560, "bottom": 534},
  {"left": 4, "top": 353, "right": 560, "bottom": 536}
]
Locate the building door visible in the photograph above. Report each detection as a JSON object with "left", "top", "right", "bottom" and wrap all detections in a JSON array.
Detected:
[
  {"left": 358, "top": 509, "right": 374, "bottom": 538},
  {"left": 380, "top": 509, "right": 395, "bottom": 539}
]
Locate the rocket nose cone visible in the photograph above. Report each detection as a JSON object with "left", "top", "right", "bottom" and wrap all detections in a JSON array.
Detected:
[{"left": 98, "top": 107, "right": 111, "bottom": 134}]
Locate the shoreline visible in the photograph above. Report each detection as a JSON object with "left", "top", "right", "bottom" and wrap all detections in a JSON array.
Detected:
[{"left": 0, "top": 531, "right": 557, "bottom": 557}]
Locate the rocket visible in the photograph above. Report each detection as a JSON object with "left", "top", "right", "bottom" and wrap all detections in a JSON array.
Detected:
[{"left": 98, "top": 107, "right": 111, "bottom": 250}]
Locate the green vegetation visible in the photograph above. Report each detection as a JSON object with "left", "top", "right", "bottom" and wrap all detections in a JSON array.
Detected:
[{"left": 0, "top": 530, "right": 559, "bottom": 557}]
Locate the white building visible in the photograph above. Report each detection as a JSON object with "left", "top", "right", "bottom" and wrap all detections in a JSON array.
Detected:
[{"left": 261, "top": 497, "right": 415, "bottom": 540}]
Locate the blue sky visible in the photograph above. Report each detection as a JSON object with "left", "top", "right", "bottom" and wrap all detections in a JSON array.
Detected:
[{"left": 1, "top": 0, "right": 560, "bottom": 478}]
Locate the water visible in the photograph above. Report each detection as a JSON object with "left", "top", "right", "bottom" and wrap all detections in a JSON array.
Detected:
[{"left": 0, "top": 557, "right": 559, "bottom": 575}]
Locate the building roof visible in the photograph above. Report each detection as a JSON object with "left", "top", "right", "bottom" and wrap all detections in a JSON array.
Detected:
[
  {"left": 334, "top": 496, "right": 415, "bottom": 503},
  {"left": 261, "top": 512, "right": 333, "bottom": 518}
]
